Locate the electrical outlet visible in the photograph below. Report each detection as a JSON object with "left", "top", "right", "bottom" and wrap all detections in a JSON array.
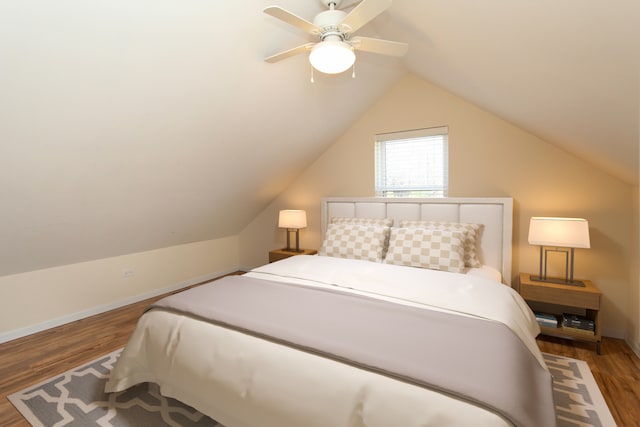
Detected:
[{"left": 122, "top": 268, "right": 135, "bottom": 278}]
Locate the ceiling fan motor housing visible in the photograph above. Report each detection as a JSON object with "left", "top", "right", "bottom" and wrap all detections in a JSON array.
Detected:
[{"left": 313, "top": 9, "right": 350, "bottom": 41}]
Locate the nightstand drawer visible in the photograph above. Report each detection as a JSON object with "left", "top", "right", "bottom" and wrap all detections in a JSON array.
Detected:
[{"left": 520, "top": 282, "right": 600, "bottom": 309}]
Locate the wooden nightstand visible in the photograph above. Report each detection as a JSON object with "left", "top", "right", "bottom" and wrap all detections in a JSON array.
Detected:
[
  {"left": 268, "top": 248, "right": 317, "bottom": 263},
  {"left": 519, "top": 273, "right": 602, "bottom": 354}
]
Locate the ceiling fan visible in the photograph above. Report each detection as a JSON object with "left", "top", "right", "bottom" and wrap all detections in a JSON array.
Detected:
[{"left": 264, "top": 0, "right": 408, "bottom": 75}]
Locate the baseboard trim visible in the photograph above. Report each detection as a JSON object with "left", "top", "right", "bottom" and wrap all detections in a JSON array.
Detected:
[
  {"left": 0, "top": 267, "right": 239, "bottom": 345},
  {"left": 626, "top": 337, "right": 640, "bottom": 359}
]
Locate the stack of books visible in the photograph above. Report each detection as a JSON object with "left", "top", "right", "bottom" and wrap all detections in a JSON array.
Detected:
[
  {"left": 561, "top": 313, "right": 595, "bottom": 336},
  {"left": 534, "top": 312, "right": 559, "bottom": 329}
]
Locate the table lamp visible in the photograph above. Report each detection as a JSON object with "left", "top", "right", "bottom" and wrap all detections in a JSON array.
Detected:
[
  {"left": 528, "top": 217, "right": 590, "bottom": 286},
  {"left": 279, "top": 210, "right": 307, "bottom": 252}
]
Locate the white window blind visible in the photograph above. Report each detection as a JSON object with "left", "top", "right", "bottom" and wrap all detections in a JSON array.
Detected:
[{"left": 375, "top": 126, "right": 448, "bottom": 197}]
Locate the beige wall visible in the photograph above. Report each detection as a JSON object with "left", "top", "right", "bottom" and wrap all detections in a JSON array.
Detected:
[
  {"left": 633, "top": 80, "right": 640, "bottom": 354},
  {"left": 0, "top": 235, "right": 239, "bottom": 342},
  {"left": 240, "top": 73, "right": 636, "bottom": 340},
  {"left": 632, "top": 186, "right": 639, "bottom": 354}
]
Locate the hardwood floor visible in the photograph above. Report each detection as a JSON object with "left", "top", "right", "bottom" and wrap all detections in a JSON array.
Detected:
[
  {"left": 0, "top": 291, "right": 161, "bottom": 426},
  {"left": 0, "top": 273, "right": 242, "bottom": 427},
  {"left": 1, "top": 279, "right": 639, "bottom": 426}
]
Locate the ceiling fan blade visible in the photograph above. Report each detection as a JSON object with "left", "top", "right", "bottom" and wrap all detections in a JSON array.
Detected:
[
  {"left": 339, "top": 0, "right": 392, "bottom": 34},
  {"left": 351, "top": 36, "right": 408, "bottom": 57},
  {"left": 264, "top": 43, "right": 315, "bottom": 63},
  {"left": 264, "top": 6, "right": 321, "bottom": 34}
]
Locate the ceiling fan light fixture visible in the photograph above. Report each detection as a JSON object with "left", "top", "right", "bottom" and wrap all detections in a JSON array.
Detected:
[{"left": 309, "top": 40, "right": 355, "bottom": 74}]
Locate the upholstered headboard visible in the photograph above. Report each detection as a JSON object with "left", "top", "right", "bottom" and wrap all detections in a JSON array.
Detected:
[{"left": 321, "top": 197, "right": 514, "bottom": 286}]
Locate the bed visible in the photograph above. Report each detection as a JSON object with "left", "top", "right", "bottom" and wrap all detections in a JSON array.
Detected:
[{"left": 105, "top": 197, "right": 556, "bottom": 427}]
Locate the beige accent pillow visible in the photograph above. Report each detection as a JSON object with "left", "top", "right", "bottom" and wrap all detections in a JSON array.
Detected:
[
  {"left": 384, "top": 227, "right": 466, "bottom": 273},
  {"left": 400, "top": 220, "right": 482, "bottom": 267},
  {"left": 319, "top": 223, "right": 390, "bottom": 262},
  {"left": 331, "top": 217, "right": 393, "bottom": 227}
]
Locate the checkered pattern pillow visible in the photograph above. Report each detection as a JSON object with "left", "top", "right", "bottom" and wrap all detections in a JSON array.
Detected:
[
  {"left": 331, "top": 217, "right": 393, "bottom": 227},
  {"left": 319, "top": 223, "right": 390, "bottom": 262},
  {"left": 384, "top": 228, "right": 466, "bottom": 273},
  {"left": 400, "top": 220, "right": 482, "bottom": 267}
]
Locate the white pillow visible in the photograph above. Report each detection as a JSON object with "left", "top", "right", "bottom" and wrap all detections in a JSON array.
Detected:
[
  {"left": 384, "top": 227, "right": 466, "bottom": 273},
  {"left": 319, "top": 223, "right": 390, "bottom": 262},
  {"left": 399, "top": 220, "right": 482, "bottom": 267}
]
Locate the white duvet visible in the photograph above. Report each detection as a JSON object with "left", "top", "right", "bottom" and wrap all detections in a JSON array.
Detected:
[{"left": 106, "top": 255, "right": 546, "bottom": 427}]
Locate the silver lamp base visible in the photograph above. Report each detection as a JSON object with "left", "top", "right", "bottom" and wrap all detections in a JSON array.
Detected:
[
  {"left": 529, "top": 275, "right": 586, "bottom": 287},
  {"left": 534, "top": 246, "right": 585, "bottom": 287}
]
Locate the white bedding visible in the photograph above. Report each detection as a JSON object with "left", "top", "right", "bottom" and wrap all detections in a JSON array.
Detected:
[
  {"left": 465, "top": 264, "right": 503, "bottom": 282},
  {"left": 106, "top": 255, "right": 546, "bottom": 427}
]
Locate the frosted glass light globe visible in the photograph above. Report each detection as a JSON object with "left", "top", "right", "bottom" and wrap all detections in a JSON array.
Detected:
[{"left": 309, "top": 40, "right": 355, "bottom": 74}]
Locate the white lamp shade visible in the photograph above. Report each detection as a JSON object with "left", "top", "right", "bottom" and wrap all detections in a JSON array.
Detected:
[
  {"left": 278, "top": 210, "right": 307, "bottom": 229},
  {"left": 528, "top": 217, "right": 590, "bottom": 248},
  {"left": 309, "top": 40, "right": 355, "bottom": 74}
]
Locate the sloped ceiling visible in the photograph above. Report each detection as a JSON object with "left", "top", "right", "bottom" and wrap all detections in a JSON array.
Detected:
[
  {"left": 383, "top": 0, "right": 640, "bottom": 184},
  {"left": 0, "top": 0, "right": 638, "bottom": 276}
]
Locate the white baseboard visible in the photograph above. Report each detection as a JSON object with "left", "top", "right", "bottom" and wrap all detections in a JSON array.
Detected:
[
  {"left": 626, "top": 337, "right": 640, "bottom": 359},
  {"left": 0, "top": 267, "right": 239, "bottom": 345}
]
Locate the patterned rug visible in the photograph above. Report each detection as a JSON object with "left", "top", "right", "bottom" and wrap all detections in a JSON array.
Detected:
[
  {"left": 9, "top": 349, "right": 616, "bottom": 427},
  {"left": 543, "top": 353, "right": 616, "bottom": 427},
  {"left": 9, "top": 350, "right": 219, "bottom": 427}
]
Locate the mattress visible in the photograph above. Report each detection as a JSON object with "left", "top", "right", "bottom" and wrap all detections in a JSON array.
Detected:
[{"left": 106, "top": 255, "right": 550, "bottom": 427}]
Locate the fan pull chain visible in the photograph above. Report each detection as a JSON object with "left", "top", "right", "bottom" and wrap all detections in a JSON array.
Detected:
[
  {"left": 352, "top": 62, "right": 356, "bottom": 79},
  {"left": 310, "top": 64, "right": 315, "bottom": 83}
]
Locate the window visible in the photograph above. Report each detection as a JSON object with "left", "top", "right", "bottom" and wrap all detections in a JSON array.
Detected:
[{"left": 375, "top": 126, "right": 448, "bottom": 197}]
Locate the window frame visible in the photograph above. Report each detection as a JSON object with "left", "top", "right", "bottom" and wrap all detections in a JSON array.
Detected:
[{"left": 374, "top": 126, "right": 449, "bottom": 198}]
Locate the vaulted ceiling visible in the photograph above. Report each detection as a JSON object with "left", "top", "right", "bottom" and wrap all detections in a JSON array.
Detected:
[{"left": 1, "top": 0, "right": 638, "bottom": 276}]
